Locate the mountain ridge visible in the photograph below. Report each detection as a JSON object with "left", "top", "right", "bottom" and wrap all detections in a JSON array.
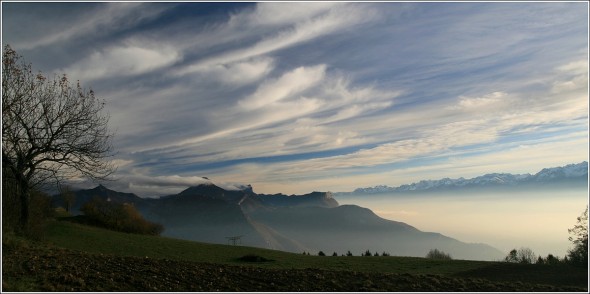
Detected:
[
  {"left": 52, "top": 162, "right": 586, "bottom": 261},
  {"left": 53, "top": 182, "right": 504, "bottom": 260},
  {"left": 338, "top": 161, "right": 588, "bottom": 195}
]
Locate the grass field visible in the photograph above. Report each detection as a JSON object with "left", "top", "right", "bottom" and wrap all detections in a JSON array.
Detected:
[
  {"left": 43, "top": 220, "right": 493, "bottom": 274},
  {"left": 2, "top": 219, "right": 588, "bottom": 291}
]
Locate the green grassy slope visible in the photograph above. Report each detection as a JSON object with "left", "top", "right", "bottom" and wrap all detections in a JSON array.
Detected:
[
  {"left": 44, "top": 220, "right": 492, "bottom": 275},
  {"left": 3, "top": 219, "right": 587, "bottom": 291}
]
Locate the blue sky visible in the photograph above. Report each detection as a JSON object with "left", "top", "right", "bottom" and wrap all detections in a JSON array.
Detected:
[{"left": 2, "top": 2, "right": 588, "bottom": 197}]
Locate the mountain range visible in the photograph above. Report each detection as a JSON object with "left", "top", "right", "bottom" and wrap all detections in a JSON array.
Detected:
[
  {"left": 338, "top": 161, "right": 588, "bottom": 195},
  {"left": 53, "top": 178, "right": 504, "bottom": 261},
  {"left": 52, "top": 162, "right": 586, "bottom": 261}
]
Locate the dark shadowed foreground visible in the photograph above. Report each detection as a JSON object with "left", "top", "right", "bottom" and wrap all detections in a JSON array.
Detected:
[{"left": 3, "top": 244, "right": 586, "bottom": 292}]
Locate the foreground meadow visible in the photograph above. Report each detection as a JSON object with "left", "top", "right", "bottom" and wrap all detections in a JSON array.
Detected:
[{"left": 2, "top": 220, "right": 587, "bottom": 292}]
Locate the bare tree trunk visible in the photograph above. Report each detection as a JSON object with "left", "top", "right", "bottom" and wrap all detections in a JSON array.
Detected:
[{"left": 2, "top": 166, "right": 20, "bottom": 231}]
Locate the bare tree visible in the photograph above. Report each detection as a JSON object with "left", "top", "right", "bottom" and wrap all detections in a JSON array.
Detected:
[
  {"left": 516, "top": 247, "right": 536, "bottom": 264},
  {"left": 2, "top": 45, "right": 115, "bottom": 230}
]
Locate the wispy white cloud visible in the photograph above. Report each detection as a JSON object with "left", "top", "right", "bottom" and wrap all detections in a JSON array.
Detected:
[
  {"left": 551, "top": 60, "right": 589, "bottom": 94},
  {"left": 238, "top": 64, "right": 326, "bottom": 110},
  {"left": 228, "top": 2, "right": 342, "bottom": 27},
  {"left": 63, "top": 42, "right": 180, "bottom": 81},
  {"left": 138, "top": 64, "right": 400, "bottom": 157},
  {"left": 195, "top": 57, "right": 276, "bottom": 86},
  {"left": 557, "top": 60, "right": 588, "bottom": 75},
  {"left": 456, "top": 91, "right": 509, "bottom": 111}
]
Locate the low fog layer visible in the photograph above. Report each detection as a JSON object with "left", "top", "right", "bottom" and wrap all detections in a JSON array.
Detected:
[{"left": 337, "top": 186, "right": 588, "bottom": 258}]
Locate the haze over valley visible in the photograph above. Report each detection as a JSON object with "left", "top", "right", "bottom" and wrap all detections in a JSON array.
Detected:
[
  {"left": 51, "top": 162, "right": 588, "bottom": 261},
  {"left": 336, "top": 162, "right": 588, "bottom": 258}
]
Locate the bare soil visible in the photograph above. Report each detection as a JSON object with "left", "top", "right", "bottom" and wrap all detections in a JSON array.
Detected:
[{"left": 2, "top": 244, "right": 586, "bottom": 292}]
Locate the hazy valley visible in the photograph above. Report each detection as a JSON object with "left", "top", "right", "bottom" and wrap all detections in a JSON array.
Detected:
[{"left": 51, "top": 162, "right": 588, "bottom": 262}]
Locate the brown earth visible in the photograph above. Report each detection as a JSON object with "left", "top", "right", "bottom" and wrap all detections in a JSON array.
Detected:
[{"left": 2, "top": 244, "right": 586, "bottom": 292}]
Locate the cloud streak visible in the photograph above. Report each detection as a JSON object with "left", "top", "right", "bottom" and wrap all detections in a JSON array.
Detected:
[{"left": 63, "top": 42, "right": 180, "bottom": 81}]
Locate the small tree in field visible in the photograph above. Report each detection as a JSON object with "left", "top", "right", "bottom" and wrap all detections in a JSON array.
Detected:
[
  {"left": 425, "top": 249, "right": 452, "bottom": 260},
  {"left": 2, "top": 45, "right": 114, "bottom": 231},
  {"left": 505, "top": 249, "right": 518, "bottom": 263}
]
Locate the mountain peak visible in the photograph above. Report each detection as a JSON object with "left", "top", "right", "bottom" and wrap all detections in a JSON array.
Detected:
[
  {"left": 93, "top": 184, "right": 109, "bottom": 191},
  {"left": 181, "top": 183, "right": 224, "bottom": 195},
  {"left": 187, "top": 177, "right": 254, "bottom": 193}
]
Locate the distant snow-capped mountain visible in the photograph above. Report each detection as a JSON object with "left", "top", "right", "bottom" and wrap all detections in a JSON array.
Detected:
[
  {"left": 531, "top": 162, "right": 588, "bottom": 181},
  {"left": 344, "top": 162, "right": 588, "bottom": 195}
]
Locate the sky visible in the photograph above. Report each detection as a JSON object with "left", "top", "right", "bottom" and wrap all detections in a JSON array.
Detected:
[{"left": 2, "top": 2, "right": 588, "bottom": 197}]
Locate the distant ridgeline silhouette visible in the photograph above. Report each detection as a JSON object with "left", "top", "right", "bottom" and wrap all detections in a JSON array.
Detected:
[
  {"left": 338, "top": 161, "right": 588, "bottom": 195},
  {"left": 52, "top": 178, "right": 505, "bottom": 261}
]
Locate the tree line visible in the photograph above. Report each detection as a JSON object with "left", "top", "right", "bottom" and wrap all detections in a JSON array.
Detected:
[{"left": 305, "top": 249, "right": 445, "bottom": 259}]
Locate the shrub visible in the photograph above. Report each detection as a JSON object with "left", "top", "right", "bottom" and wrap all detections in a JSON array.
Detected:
[
  {"left": 504, "top": 247, "right": 535, "bottom": 264},
  {"left": 318, "top": 251, "right": 326, "bottom": 256},
  {"left": 426, "top": 249, "right": 452, "bottom": 260},
  {"left": 545, "top": 254, "right": 561, "bottom": 265},
  {"left": 237, "top": 254, "right": 273, "bottom": 262},
  {"left": 332, "top": 252, "right": 338, "bottom": 256},
  {"left": 346, "top": 250, "right": 353, "bottom": 256},
  {"left": 81, "top": 198, "right": 163, "bottom": 235},
  {"left": 536, "top": 253, "right": 562, "bottom": 265}
]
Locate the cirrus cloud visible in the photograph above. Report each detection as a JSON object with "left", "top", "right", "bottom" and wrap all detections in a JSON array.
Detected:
[{"left": 63, "top": 42, "right": 180, "bottom": 81}]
